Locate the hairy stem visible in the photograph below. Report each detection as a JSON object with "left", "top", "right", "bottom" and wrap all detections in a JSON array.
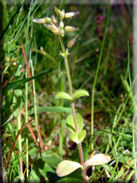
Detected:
[{"left": 58, "top": 35, "right": 87, "bottom": 183}]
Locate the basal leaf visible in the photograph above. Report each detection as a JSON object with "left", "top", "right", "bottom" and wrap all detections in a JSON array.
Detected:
[
  {"left": 84, "top": 154, "right": 111, "bottom": 168},
  {"left": 56, "top": 160, "right": 82, "bottom": 177}
]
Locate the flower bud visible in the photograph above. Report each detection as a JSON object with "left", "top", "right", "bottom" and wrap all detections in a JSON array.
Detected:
[
  {"left": 44, "top": 17, "right": 52, "bottom": 24},
  {"left": 64, "top": 11, "right": 79, "bottom": 18},
  {"left": 67, "top": 34, "right": 78, "bottom": 48},
  {"left": 60, "top": 10, "right": 65, "bottom": 20},
  {"left": 54, "top": 6, "right": 65, "bottom": 20},
  {"left": 59, "top": 21, "right": 64, "bottom": 37},
  {"left": 33, "top": 17, "right": 52, "bottom": 24},
  {"left": 65, "top": 26, "right": 79, "bottom": 32},
  {"left": 43, "top": 23, "right": 59, "bottom": 35},
  {"left": 59, "top": 28, "right": 64, "bottom": 37},
  {"left": 33, "top": 18, "right": 46, "bottom": 23},
  {"left": 52, "top": 15, "right": 58, "bottom": 26},
  {"left": 54, "top": 6, "right": 62, "bottom": 15},
  {"left": 59, "top": 21, "right": 64, "bottom": 29}
]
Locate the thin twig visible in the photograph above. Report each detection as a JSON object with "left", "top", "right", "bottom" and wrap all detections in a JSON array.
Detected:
[
  {"left": 21, "top": 42, "right": 32, "bottom": 86},
  {"left": 5, "top": 119, "right": 33, "bottom": 169}
]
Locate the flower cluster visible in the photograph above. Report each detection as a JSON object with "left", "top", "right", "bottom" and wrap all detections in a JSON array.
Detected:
[{"left": 33, "top": 6, "right": 79, "bottom": 37}]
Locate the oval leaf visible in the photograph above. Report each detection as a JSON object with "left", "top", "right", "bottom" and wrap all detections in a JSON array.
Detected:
[
  {"left": 84, "top": 154, "right": 111, "bottom": 168},
  {"left": 56, "top": 160, "right": 82, "bottom": 177},
  {"left": 73, "top": 89, "right": 89, "bottom": 99},
  {"left": 70, "top": 130, "right": 86, "bottom": 144},
  {"left": 66, "top": 113, "right": 83, "bottom": 133},
  {"left": 55, "top": 91, "right": 72, "bottom": 100}
]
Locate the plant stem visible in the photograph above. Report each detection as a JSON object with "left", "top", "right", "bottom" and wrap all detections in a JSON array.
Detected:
[
  {"left": 91, "top": 3, "right": 111, "bottom": 151},
  {"left": 25, "top": 0, "right": 32, "bottom": 177},
  {"left": 58, "top": 36, "right": 73, "bottom": 97},
  {"left": 18, "top": 111, "right": 23, "bottom": 183},
  {"left": 58, "top": 35, "right": 87, "bottom": 183},
  {"left": 25, "top": 71, "right": 29, "bottom": 178}
]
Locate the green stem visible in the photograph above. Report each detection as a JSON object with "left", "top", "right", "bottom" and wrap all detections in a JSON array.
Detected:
[
  {"left": 18, "top": 111, "right": 23, "bottom": 182},
  {"left": 29, "top": 2, "right": 38, "bottom": 132},
  {"left": 25, "top": 0, "right": 32, "bottom": 177},
  {"left": 25, "top": 71, "right": 29, "bottom": 177},
  {"left": 91, "top": 3, "right": 111, "bottom": 151},
  {"left": 58, "top": 36, "right": 73, "bottom": 97},
  {"left": 59, "top": 118, "right": 63, "bottom": 158},
  {"left": 58, "top": 35, "right": 87, "bottom": 183},
  {"left": 91, "top": 90, "right": 94, "bottom": 151},
  {"left": 30, "top": 59, "right": 38, "bottom": 131}
]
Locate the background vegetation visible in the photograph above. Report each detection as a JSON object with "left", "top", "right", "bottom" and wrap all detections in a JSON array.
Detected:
[{"left": 2, "top": 0, "right": 134, "bottom": 182}]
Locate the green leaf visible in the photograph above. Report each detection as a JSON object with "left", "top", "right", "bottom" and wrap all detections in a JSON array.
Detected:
[
  {"left": 56, "top": 177, "right": 83, "bottom": 183},
  {"left": 121, "top": 75, "right": 132, "bottom": 100},
  {"left": 70, "top": 130, "right": 86, "bottom": 144},
  {"left": 66, "top": 113, "right": 83, "bottom": 133},
  {"left": 56, "top": 160, "right": 82, "bottom": 177},
  {"left": 73, "top": 89, "right": 89, "bottom": 99},
  {"left": 29, "top": 106, "right": 72, "bottom": 115},
  {"left": 56, "top": 167, "right": 83, "bottom": 182},
  {"left": 56, "top": 91, "right": 72, "bottom": 100},
  {"left": 60, "top": 50, "right": 69, "bottom": 58},
  {"left": 13, "top": 175, "right": 24, "bottom": 183},
  {"left": 28, "top": 147, "right": 38, "bottom": 157},
  {"left": 38, "top": 159, "right": 56, "bottom": 178},
  {"left": 2, "top": 133, "right": 11, "bottom": 141},
  {"left": 28, "top": 163, "right": 41, "bottom": 183},
  {"left": 42, "top": 150, "right": 62, "bottom": 169},
  {"left": 84, "top": 154, "right": 111, "bottom": 168},
  {"left": 3, "top": 68, "right": 53, "bottom": 93},
  {"left": 101, "top": 163, "right": 113, "bottom": 173}
]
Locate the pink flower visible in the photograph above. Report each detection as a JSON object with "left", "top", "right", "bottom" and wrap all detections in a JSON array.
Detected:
[{"left": 97, "top": 15, "right": 103, "bottom": 24}]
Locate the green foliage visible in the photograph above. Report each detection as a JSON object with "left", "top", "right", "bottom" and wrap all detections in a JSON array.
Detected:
[
  {"left": 60, "top": 50, "right": 70, "bottom": 58},
  {"left": 66, "top": 113, "right": 83, "bottom": 133},
  {"left": 55, "top": 91, "right": 72, "bottom": 100},
  {"left": 70, "top": 130, "right": 86, "bottom": 144},
  {"left": 3, "top": 68, "right": 53, "bottom": 93},
  {"left": 2, "top": 1, "right": 134, "bottom": 183},
  {"left": 73, "top": 89, "right": 89, "bottom": 99}
]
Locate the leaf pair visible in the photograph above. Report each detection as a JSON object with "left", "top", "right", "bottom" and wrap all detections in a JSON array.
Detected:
[
  {"left": 57, "top": 154, "right": 111, "bottom": 177},
  {"left": 55, "top": 89, "right": 89, "bottom": 101},
  {"left": 66, "top": 113, "right": 86, "bottom": 144}
]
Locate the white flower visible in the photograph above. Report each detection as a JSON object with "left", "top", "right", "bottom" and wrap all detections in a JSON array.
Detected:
[
  {"left": 43, "top": 23, "right": 59, "bottom": 35},
  {"left": 33, "top": 17, "right": 52, "bottom": 24},
  {"left": 54, "top": 6, "right": 62, "bottom": 15},
  {"left": 59, "top": 29, "right": 64, "bottom": 37},
  {"left": 52, "top": 15, "right": 58, "bottom": 26},
  {"left": 54, "top": 6, "right": 65, "bottom": 20},
  {"left": 33, "top": 18, "right": 46, "bottom": 23},
  {"left": 65, "top": 26, "right": 79, "bottom": 32},
  {"left": 59, "top": 21, "right": 64, "bottom": 29},
  {"left": 64, "top": 11, "right": 79, "bottom": 18}
]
